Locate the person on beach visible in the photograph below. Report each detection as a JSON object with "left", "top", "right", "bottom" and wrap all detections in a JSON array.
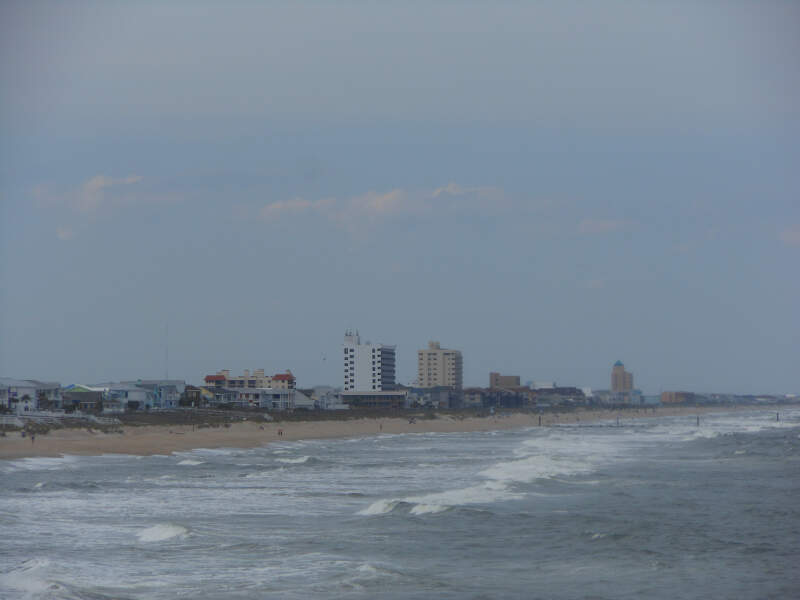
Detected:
[{"left": 31, "top": 433, "right": 35, "bottom": 444}]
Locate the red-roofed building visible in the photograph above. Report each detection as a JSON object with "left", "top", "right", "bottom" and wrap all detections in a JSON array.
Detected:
[
  {"left": 203, "top": 369, "right": 295, "bottom": 390},
  {"left": 204, "top": 374, "right": 227, "bottom": 388},
  {"left": 271, "top": 372, "right": 296, "bottom": 390}
]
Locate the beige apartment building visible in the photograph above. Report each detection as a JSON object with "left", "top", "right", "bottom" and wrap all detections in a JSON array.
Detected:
[
  {"left": 611, "top": 361, "right": 633, "bottom": 393},
  {"left": 489, "top": 372, "right": 521, "bottom": 389},
  {"left": 417, "top": 341, "right": 463, "bottom": 389}
]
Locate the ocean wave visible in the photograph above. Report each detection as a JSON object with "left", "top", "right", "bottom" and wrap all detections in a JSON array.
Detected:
[
  {"left": 358, "top": 499, "right": 403, "bottom": 515},
  {"left": 409, "top": 503, "right": 451, "bottom": 515},
  {"left": 359, "top": 482, "right": 518, "bottom": 516},
  {"left": 0, "top": 558, "right": 54, "bottom": 596},
  {"left": 276, "top": 456, "right": 312, "bottom": 464},
  {"left": 177, "top": 459, "right": 205, "bottom": 466},
  {"left": 136, "top": 523, "right": 189, "bottom": 543},
  {"left": 480, "top": 454, "right": 594, "bottom": 484},
  {"left": 2, "top": 455, "right": 80, "bottom": 473}
]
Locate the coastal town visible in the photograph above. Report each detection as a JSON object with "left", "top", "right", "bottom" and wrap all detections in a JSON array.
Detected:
[{"left": 2, "top": 331, "right": 795, "bottom": 428}]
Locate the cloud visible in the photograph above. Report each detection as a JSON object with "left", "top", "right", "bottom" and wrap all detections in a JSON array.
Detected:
[
  {"left": 76, "top": 174, "right": 143, "bottom": 213},
  {"left": 259, "top": 197, "right": 334, "bottom": 221},
  {"left": 32, "top": 175, "right": 145, "bottom": 214},
  {"left": 778, "top": 225, "right": 800, "bottom": 247},
  {"left": 432, "top": 182, "right": 498, "bottom": 198},
  {"left": 32, "top": 174, "right": 157, "bottom": 240},
  {"left": 258, "top": 183, "right": 504, "bottom": 233},
  {"left": 354, "top": 189, "right": 407, "bottom": 216},
  {"left": 577, "top": 218, "right": 636, "bottom": 234},
  {"left": 56, "top": 225, "right": 75, "bottom": 241}
]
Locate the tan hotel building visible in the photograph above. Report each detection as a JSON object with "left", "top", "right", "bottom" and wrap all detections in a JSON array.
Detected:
[{"left": 417, "top": 341, "right": 463, "bottom": 389}]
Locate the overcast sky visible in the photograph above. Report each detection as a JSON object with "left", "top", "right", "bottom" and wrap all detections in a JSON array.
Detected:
[{"left": 1, "top": 1, "right": 798, "bottom": 394}]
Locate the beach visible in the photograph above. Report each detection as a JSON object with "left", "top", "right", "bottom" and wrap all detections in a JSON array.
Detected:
[{"left": 0, "top": 405, "right": 742, "bottom": 460}]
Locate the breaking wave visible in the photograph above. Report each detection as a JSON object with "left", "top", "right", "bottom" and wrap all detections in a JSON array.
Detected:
[
  {"left": 136, "top": 523, "right": 189, "bottom": 543},
  {"left": 276, "top": 456, "right": 312, "bottom": 464}
]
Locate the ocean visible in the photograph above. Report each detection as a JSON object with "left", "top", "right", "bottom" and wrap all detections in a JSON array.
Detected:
[{"left": 1, "top": 408, "right": 798, "bottom": 599}]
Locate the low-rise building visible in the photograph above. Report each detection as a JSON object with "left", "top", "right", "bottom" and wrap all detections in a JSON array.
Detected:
[
  {"left": 311, "top": 386, "right": 349, "bottom": 410},
  {"left": 462, "top": 387, "right": 530, "bottom": 409},
  {"left": 661, "top": 391, "right": 696, "bottom": 404},
  {"left": 407, "top": 386, "right": 462, "bottom": 409},
  {"left": 124, "top": 380, "right": 185, "bottom": 409},
  {"left": 341, "top": 390, "right": 408, "bottom": 409},
  {"left": 0, "top": 378, "right": 62, "bottom": 413},
  {"left": 180, "top": 385, "right": 204, "bottom": 407},
  {"left": 62, "top": 385, "right": 105, "bottom": 413},
  {"left": 204, "top": 369, "right": 296, "bottom": 390},
  {"left": 489, "top": 372, "right": 521, "bottom": 389},
  {"left": 533, "top": 386, "right": 587, "bottom": 406},
  {"left": 105, "top": 383, "right": 155, "bottom": 411},
  {"left": 205, "top": 387, "right": 307, "bottom": 411}
]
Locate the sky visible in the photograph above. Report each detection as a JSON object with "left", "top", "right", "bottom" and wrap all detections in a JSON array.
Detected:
[{"left": 1, "top": 1, "right": 799, "bottom": 394}]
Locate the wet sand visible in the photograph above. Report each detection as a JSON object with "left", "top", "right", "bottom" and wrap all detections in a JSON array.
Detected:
[{"left": 0, "top": 405, "right": 745, "bottom": 460}]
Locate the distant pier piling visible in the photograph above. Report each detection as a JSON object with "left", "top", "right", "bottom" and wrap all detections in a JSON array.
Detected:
[
  {"left": 538, "top": 415, "right": 542, "bottom": 426},
  {"left": 777, "top": 412, "right": 780, "bottom": 422},
  {"left": 696, "top": 415, "right": 700, "bottom": 427},
  {"left": 616, "top": 416, "right": 620, "bottom": 427}
]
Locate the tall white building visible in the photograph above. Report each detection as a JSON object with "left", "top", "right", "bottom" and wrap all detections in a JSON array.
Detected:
[{"left": 343, "top": 330, "right": 396, "bottom": 392}]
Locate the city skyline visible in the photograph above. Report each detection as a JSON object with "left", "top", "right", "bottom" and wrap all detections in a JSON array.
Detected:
[{"left": 1, "top": 2, "right": 798, "bottom": 395}]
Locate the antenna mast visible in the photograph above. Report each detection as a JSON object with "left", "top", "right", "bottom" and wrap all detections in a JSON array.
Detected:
[{"left": 165, "top": 322, "right": 169, "bottom": 380}]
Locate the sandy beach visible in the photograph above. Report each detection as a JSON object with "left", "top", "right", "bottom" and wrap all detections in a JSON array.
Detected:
[{"left": 0, "top": 405, "right": 749, "bottom": 461}]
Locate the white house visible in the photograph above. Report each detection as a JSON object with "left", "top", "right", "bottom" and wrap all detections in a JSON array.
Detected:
[
  {"left": 0, "top": 378, "right": 62, "bottom": 414},
  {"left": 104, "top": 383, "right": 155, "bottom": 411}
]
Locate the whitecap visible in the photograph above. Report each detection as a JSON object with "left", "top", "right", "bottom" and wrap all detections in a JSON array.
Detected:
[
  {"left": 177, "top": 459, "right": 205, "bottom": 466},
  {"left": 480, "top": 454, "right": 593, "bottom": 484},
  {"left": 409, "top": 504, "right": 450, "bottom": 515},
  {"left": 136, "top": 524, "right": 189, "bottom": 543},
  {"left": 4, "top": 455, "right": 80, "bottom": 472},
  {"left": 276, "top": 456, "right": 311, "bottom": 464},
  {"left": 360, "top": 482, "right": 518, "bottom": 517},
  {"left": 0, "top": 558, "right": 53, "bottom": 595},
  {"left": 357, "top": 563, "right": 380, "bottom": 574},
  {"left": 358, "top": 499, "right": 401, "bottom": 515}
]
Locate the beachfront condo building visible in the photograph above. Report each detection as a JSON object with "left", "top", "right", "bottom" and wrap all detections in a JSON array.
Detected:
[
  {"left": 611, "top": 361, "right": 634, "bottom": 394},
  {"left": 417, "top": 341, "right": 463, "bottom": 389},
  {"left": 343, "top": 330, "right": 396, "bottom": 392},
  {"left": 489, "top": 372, "right": 521, "bottom": 389},
  {"left": 204, "top": 369, "right": 296, "bottom": 390}
]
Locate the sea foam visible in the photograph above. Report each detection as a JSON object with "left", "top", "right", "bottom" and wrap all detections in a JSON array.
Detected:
[
  {"left": 276, "top": 456, "right": 312, "bottom": 464},
  {"left": 136, "top": 524, "right": 189, "bottom": 543},
  {"left": 0, "top": 558, "right": 54, "bottom": 596}
]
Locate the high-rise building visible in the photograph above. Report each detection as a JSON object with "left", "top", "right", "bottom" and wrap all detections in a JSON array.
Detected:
[
  {"left": 611, "top": 361, "right": 633, "bottom": 394},
  {"left": 343, "top": 330, "right": 396, "bottom": 392},
  {"left": 417, "top": 341, "right": 463, "bottom": 389}
]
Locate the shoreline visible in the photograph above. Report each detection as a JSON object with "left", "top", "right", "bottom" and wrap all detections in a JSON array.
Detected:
[{"left": 0, "top": 405, "right": 763, "bottom": 460}]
